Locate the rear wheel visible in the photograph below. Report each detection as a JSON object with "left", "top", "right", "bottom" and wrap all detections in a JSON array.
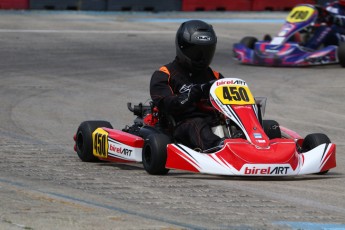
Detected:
[
  {"left": 338, "top": 42, "right": 345, "bottom": 67},
  {"left": 76, "top": 120, "right": 113, "bottom": 162},
  {"left": 240, "top": 36, "right": 258, "bottom": 49},
  {"left": 262, "top": 120, "right": 281, "bottom": 139},
  {"left": 142, "top": 134, "right": 171, "bottom": 175},
  {"left": 302, "top": 133, "right": 331, "bottom": 174}
]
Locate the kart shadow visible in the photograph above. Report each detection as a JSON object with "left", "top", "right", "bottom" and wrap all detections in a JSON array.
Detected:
[
  {"left": 91, "top": 162, "right": 343, "bottom": 180},
  {"left": 172, "top": 172, "right": 343, "bottom": 181},
  {"left": 97, "top": 162, "right": 143, "bottom": 171},
  {"left": 251, "top": 63, "right": 341, "bottom": 69}
]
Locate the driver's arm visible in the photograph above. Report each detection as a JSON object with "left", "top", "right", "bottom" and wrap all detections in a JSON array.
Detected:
[{"left": 150, "top": 70, "right": 200, "bottom": 114}]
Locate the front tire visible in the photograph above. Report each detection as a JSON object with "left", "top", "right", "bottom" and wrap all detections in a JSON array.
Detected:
[
  {"left": 240, "top": 36, "right": 258, "bottom": 49},
  {"left": 262, "top": 120, "right": 281, "bottom": 139},
  {"left": 301, "top": 133, "right": 331, "bottom": 174},
  {"left": 302, "top": 133, "right": 331, "bottom": 152},
  {"left": 338, "top": 42, "right": 345, "bottom": 67},
  {"left": 263, "top": 34, "right": 272, "bottom": 41},
  {"left": 142, "top": 134, "right": 171, "bottom": 175},
  {"left": 76, "top": 120, "right": 113, "bottom": 162}
]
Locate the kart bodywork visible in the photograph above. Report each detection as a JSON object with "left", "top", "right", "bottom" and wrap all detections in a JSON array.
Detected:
[
  {"left": 74, "top": 78, "right": 336, "bottom": 176},
  {"left": 233, "top": 4, "right": 345, "bottom": 67}
]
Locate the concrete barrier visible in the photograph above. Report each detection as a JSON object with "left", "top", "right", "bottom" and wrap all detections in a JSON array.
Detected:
[
  {"left": 107, "top": 0, "right": 182, "bottom": 11},
  {"left": 252, "top": 0, "right": 316, "bottom": 11},
  {"left": 80, "top": 0, "right": 107, "bottom": 11},
  {"left": 182, "top": 0, "right": 252, "bottom": 11},
  {"left": 30, "top": 0, "right": 80, "bottom": 10}
]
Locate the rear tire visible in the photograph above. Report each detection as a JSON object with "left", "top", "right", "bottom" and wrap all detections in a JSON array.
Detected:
[
  {"left": 338, "top": 42, "right": 345, "bottom": 67},
  {"left": 262, "top": 120, "right": 281, "bottom": 139},
  {"left": 76, "top": 120, "right": 113, "bottom": 162},
  {"left": 301, "top": 133, "right": 331, "bottom": 174},
  {"left": 142, "top": 134, "right": 171, "bottom": 175},
  {"left": 240, "top": 36, "right": 258, "bottom": 49}
]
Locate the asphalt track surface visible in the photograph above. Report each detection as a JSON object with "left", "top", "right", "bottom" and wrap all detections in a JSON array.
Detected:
[{"left": 0, "top": 11, "right": 344, "bottom": 230}]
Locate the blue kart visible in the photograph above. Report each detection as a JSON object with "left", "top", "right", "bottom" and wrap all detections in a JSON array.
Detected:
[{"left": 233, "top": 4, "right": 345, "bottom": 67}]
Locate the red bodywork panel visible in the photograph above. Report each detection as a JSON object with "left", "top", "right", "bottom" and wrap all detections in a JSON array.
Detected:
[
  {"left": 320, "top": 144, "right": 336, "bottom": 172},
  {"left": 217, "top": 139, "right": 299, "bottom": 171},
  {"left": 166, "top": 139, "right": 299, "bottom": 173},
  {"left": 104, "top": 128, "right": 144, "bottom": 148}
]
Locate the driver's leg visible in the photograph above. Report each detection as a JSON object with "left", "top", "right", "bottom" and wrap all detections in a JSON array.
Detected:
[{"left": 173, "top": 117, "right": 221, "bottom": 151}]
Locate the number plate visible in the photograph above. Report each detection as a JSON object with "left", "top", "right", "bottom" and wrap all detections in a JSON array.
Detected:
[
  {"left": 286, "top": 5, "right": 315, "bottom": 23},
  {"left": 92, "top": 128, "right": 108, "bottom": 158},
  {"left": 215, "top": 85, "right": 255, "bottom": 105}
]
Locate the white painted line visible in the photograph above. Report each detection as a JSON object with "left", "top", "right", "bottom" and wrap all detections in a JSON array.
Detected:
[{"left": 0, "top": 29, "right": 175, "bottom": 34}]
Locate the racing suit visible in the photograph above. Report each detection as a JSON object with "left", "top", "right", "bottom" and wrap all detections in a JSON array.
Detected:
[
  {"left": 307, "top": 2, "right": 345, "bottom": 49},
  {"left": 150, "top": 58, "right": 223, "bottom": 151}
]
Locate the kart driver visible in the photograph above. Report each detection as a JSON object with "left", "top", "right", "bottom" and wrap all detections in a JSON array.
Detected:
[
  {"left": 150, "top": 20, "right": 224, "bottom": 152},
  {"left": 306, "top": 0, "right": 345, "bottom": 49}
]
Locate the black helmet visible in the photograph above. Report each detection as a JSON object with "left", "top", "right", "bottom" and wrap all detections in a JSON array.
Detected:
[{"left": 176, "top": 20, "right": 217, "bottom": 71}]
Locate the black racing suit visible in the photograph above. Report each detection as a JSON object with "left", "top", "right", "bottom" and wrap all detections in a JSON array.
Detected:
[{"left": 150, "top": 58, "right": 223, "bottom": 150}]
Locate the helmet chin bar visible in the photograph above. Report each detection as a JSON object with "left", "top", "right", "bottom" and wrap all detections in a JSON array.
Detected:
[
  {"left": 176, "top": 49, "right": 193, "bottom": 71},
  {"left": 176, "top": 47, "right": 212, "bottom": 72},
  {"left": 191, "top": 59, "right": 209, "bottom": 71}
]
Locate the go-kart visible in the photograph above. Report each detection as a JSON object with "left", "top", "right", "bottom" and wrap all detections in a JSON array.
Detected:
[
  {"left": 233, "top": 4, "right": 345, "bottom": 67},
  {"left": 74, "top": 78, "right": 336, "bottom": 176}
]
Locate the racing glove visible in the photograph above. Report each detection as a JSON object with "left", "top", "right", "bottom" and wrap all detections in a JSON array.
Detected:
[
  {"left": 200, "top": 80, "right": 216, "bottom": 96},
  {"left": 178, "top": 84, "right": 203, "bottom": 105},
  {"left": 188, "top": 84, "right": 203, "bottom": 103}
]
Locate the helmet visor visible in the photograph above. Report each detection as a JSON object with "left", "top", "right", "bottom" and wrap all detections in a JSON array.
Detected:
[{"left": 181, "top": 43, "right": 216, "bottom": 67}]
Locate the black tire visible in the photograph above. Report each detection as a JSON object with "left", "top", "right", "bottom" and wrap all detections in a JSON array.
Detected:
[
  {"left": 301, "top": 133, "right": 331, "bottom": 174},
  {"left": 76, "top": 120, "right": 113, "bottom": 162},
  {"left": 263, "top": 34, "right": 272, "bottom": 41},
  {"left": 142, "top": 134, "right": 171, "bottom": 175},
  {"left": 262, "top": 120, "right": 281, "bottom": 139},
  {"left": 338, "top": 42, "right": 345, "bottom": 67},
  {"left": 302, "top": 133, "right": 331, "bottom": 152},
  {"left": 240, "top": 36, "right": 258, "bottom": 49}
]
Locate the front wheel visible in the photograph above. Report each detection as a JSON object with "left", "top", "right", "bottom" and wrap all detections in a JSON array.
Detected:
[
  {"left": 302, "top": 133, "right": 331, "bottom": 152},
  {"left": 301, "top": 133, "right": 331, "bottom": 174},
  {"left": 263, "top": 34, "right": 272, "bottom": 41},
  {"left": 240, "top": 36, "right": 258, "bottom": 49},
  {"left": 338, "top": 42, "right": 345, "bottom": 67},
  {"left": 76, "top": 120, "right": 113, "bottom": 162},
  {"left": 142, "top": 134, "right": 171, "bottom": 175},
  {"left": 262, "top": 120, "right": 281, "bottom": 139}
]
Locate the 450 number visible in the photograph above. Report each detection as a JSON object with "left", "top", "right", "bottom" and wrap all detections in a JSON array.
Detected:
[
  {"left": 94, "top": 132, "right": 107, "bottom": 157},
  {"left": 223, "top": 86, "right": 250, "bottom": 102}
]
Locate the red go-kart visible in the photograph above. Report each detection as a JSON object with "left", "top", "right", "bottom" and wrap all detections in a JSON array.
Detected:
[{"left": 74, "top": 78, "right": 336, "bottom": 176}]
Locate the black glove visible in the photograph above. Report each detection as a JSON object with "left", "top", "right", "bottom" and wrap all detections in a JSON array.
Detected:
[
  {"left": 200, "top": 80, "right": 216, "bottom": 96},
  {"left": 177, "top": 84, "right": 203, "bottom": 105},
  {"left": 188, "top": 84, "right": 203, "bottom": 103}
]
